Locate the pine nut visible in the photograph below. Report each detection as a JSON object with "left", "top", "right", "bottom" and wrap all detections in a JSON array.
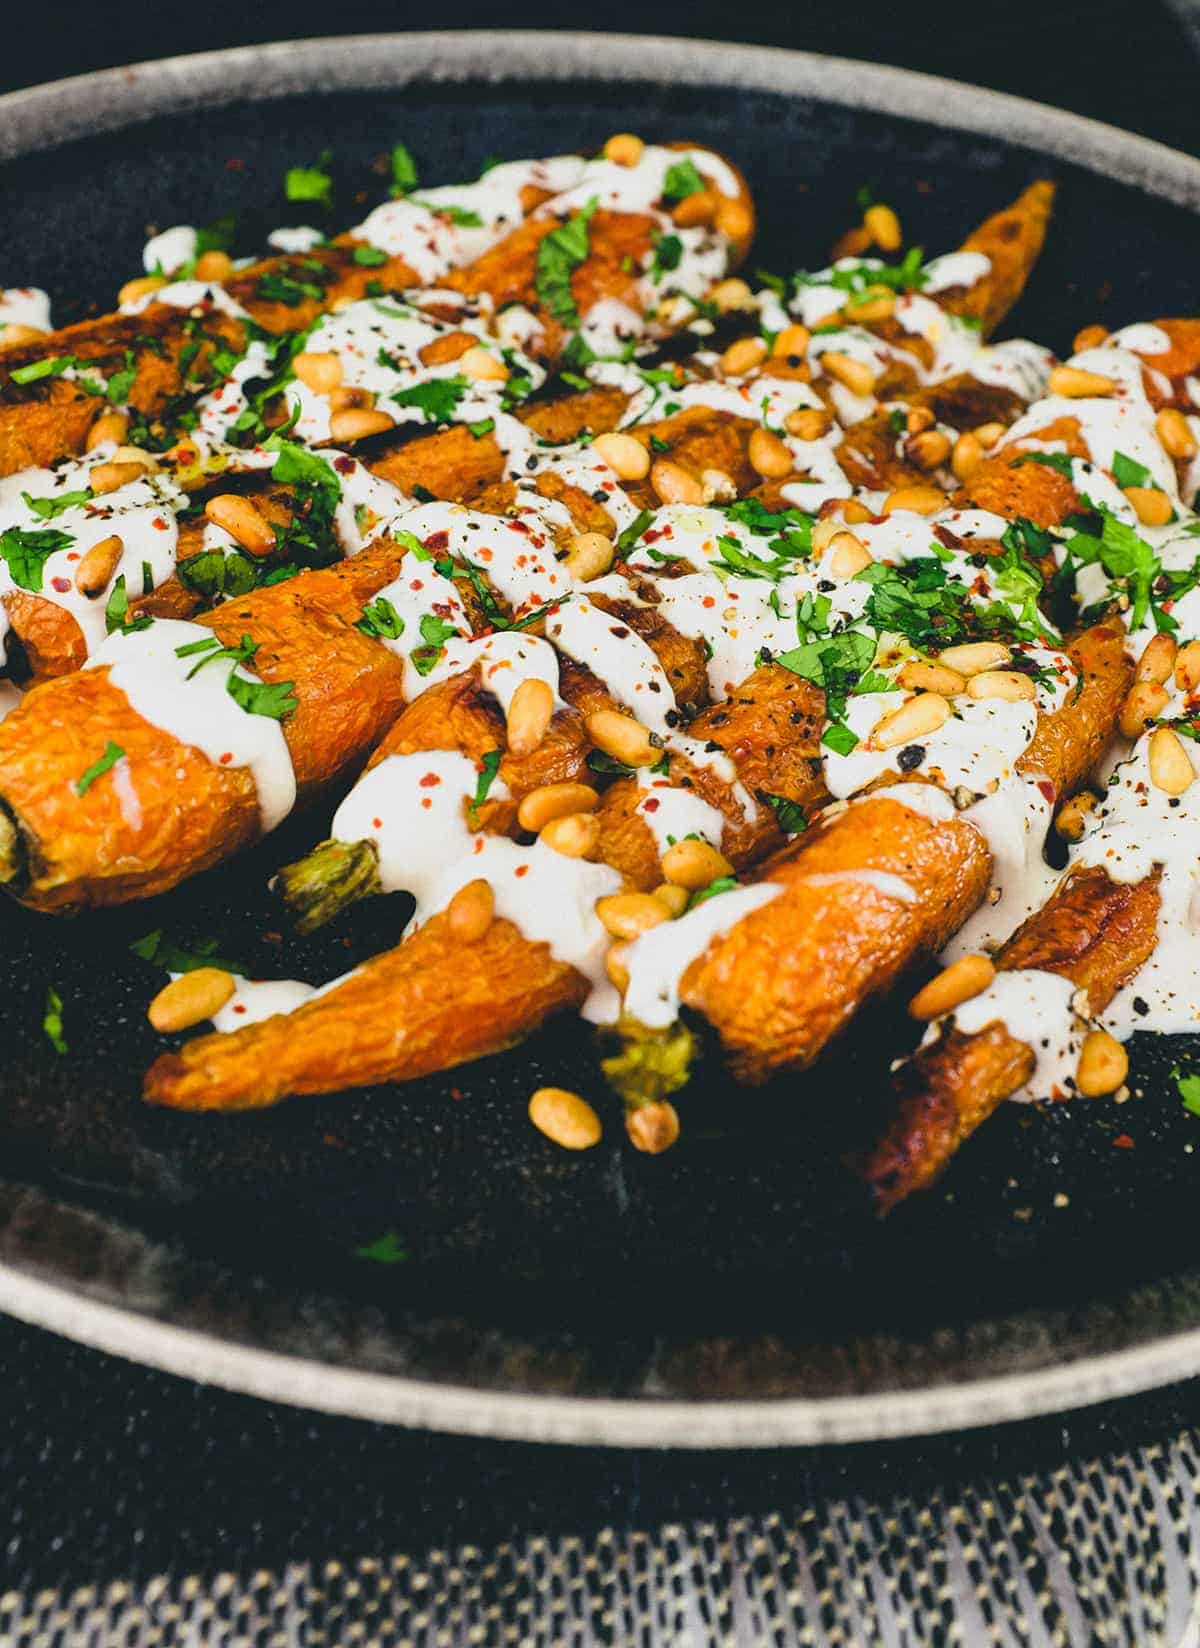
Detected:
[
  {"left": 700, "top": 467, "right": 737, "bottom": 502},
  {"left": 586, "top": 708, "right": 659, "bottom": 768},
  {"left": 292, "top": 351, "right": 343, "bottom": 394},
  {"left": 747, "top": 426, "right": 793, "bottom": 478},
  {"left": 605, "top": 941, "right": 631, "bottom": 993},
  {"left": 973, "top": 422, "right": 1006, "bottom": 450},
  {"left": 1054, "top": 790, "right": 1098, "bottom": 842},
  {"left": 842, "top": 498, "right": 874, "bottom": 524},
  {"left": 937, "top": 641, "right": 1011, "bottom": 676},
  {"left": 1075, "top": 1029, "right": 1129, "bottom": 1097},
  {"left": 1174, "top": 640, "right": 1200, "bottom": 692},
  {"left": 822, "top": 351, "right": 876, "bottom": 397},
  {"left": 907, "top": 429, "right": 951, "bottom": 470},
  {"left": 811, "top": 517, "right": 843, "bottom": 554},
  {"left": 1124, "top": 485, "right": 1172, "bottom": 527},
  {"left": 88, "top": 460, "right": 147, "bottom": 496},
  {"left": 74, "top": 534, "right": 124, "bottom": 597},
  {"left": 771, "top": 323, "right": 811, "bottom": 359},
  {"left": 85, "top": 410, "right": 129, "bottom": 451},
  {"left": 1048, "top": 364, "right": 1115, "bottom": 398},
  {"left": 506, "top": 678, "right": 554, "bottom": 756},
  {"left": 592, "top": 431, "right": 650, "bottom": 481},
  {"left": 872, "top": 692, "right": 950, "bottom": 750},
  {"left": 671, "top": 189, "right": 717, "bottom": 229},
  {"left": 720, "top": 335, "right": 768, "bottom": 377},
  {"left": 460, "top": 345, "right": 509, "bottom": 382},
  {"left": 661, "top": 838, "right": 733, "bottom": 889},
  {"left": 329, "top": 407, "right": 396, "bottom": 442},
  {"left": 845, "top": 287, "right": 896, "bottom": 323},
  {"left": 951, "top": 430, "right": 984, "bottom": 480},
  {"left": 1156, "top": 406, "right": 1198, "bottom": 460},
  {"left": 1135, "top": 632, "right": 1178, "bottom": 685},
  {"left": 596, "top": 892, "right": 671, "bottom": 940},
  {"left": 517, "top": 782, "right": 600, "bottom": 833},
  {"left": 564, "top": 531, "right": 614, "bottom": 582},
  {"left": 626, "top": 1099, "right": 680, "bottom": 1154},
  {"left": 716, "top": 195, "right": 754, "bottom": 241},
  {"left": 827, "top": 531, "right": 873, "bottom": 578},
  {"left": 540, "top": 812, "right": 601, "bottom": 858},
  {"left": 603, "top": 132, "right": 644, "bottom": 167},
  {"left": 1072, "top": 324, "right": 1109, "bottom": 354},
  {"left": 909, "top": 953, "right": 995, "bottom": 1021},
  {"left": 118, "top": 274, "right": 167, "bottom": 307},
  {"left": 1119, "top": 680, "right": 1169, "bottom": 740},
  {"left": 148, "top": 967, "right": 236, "bottom": 1032},
  {"left": 327, "top": 386, "right": 376, "bottom": 411},
  {"left": 903, "top": 407, "right": 933, "bottom": 435},
  {"left": 528, "top": 1086, "right": 602, "bottom": 1149},
  {"left": 0, "top": 323, "right": 47, "bottom": 347},
  {"left": 652, "top": 882, "right": 689, "bottom": 917},
  {"left": 204, "top": 493, "right": 276, "bottom": 556},
  {"left": 109, "top": 444, "right": 158, "bottom": 471},
  {"left": 863, "top": 203, "right": 902, "bottom": 252},
  {"left": 651, "top": 458, "right": 704, "bottom": 506},
  {"left": 882, "top": 485, "right": 947, "bottom": 516},
  {"left": 447, "top": 878, "right": 495, "bottom": 942},
  {"left": 710, "top": 278, "right": 755, "bottom": 313},
  {"left": 966, "top": 669, "right": 1037, "bottom": 703},
  {"left": 1148, "top": 725, "right": 1195, "bottom": 795},
  {"left": 786, "top": 406, "right": 832, "bottom": 440},
  {"left": 194, "top": 250, "right": 234, "bottom": 281},
  {"left": 898, "top": 660, "right": 966, "bottom": 695}
]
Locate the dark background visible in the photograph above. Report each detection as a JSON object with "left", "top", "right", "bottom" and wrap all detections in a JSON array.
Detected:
[{"left": 1, "top": 0, "right": 1200, "bottom": 1615}]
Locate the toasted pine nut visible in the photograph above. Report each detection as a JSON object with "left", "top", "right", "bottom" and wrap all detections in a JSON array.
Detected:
[
  {"left": 842, "top": 498, "right": 874, "bottom": 524},
  {"left": 661, "top": 838, "right": 733, "bottom": 890},
  {"left": 88, "top": 460, "right": 146, "bottom": 496},
  {"left": 193, "top": 249, "right": 234, "bottom": 281},
  {"left": 710, "top": 278, "right": 755, "bottom": 313},
  {"left": 1149, "top": 725, "right": 1195, "bottom": 795},
  {"left": 447, "top": 878, "right": 495, "bottom": 942},
  {"left": 905, "top": 405, "right": 936, "bottom": 435},
  {"left": 1156, "top": 406, "right": 1198, "bottom": 461},
  {"left": 605, "top": 941, "right": 631, "bottom": 993},
  {"left": 0, "top": 323, "right": 46, "bottom": 347},
  {"left": 1054, "top": 790, "right": 1098, "bottom": 842},
  {"left": 771, "top": 323, "right": 810, "bottom": 359},
  {"left": 822, "top": 350, "right": 876, "bottom": 397},
  {"left": 148, "top": 967, "right": 236, "bottom": 1032},
  {"left": 716, "top": 195, "right": 754, "bottom": 242},
  {"left": 517, "top": 782, "right": 600, "bottom": 833},
  {"left": 540, "top": 812, "right": 601, "bottom": 858},
  {"left": 626, "top": 1099, "right": 680, "bottom": 1154},
  {"left": 1048, "top": 364, "right": 1115, "bottom": 398},
  {"left": 564, "top": 531, "right": 614, "bottom": 582},
  {"left": 909, "top": 953, "right": 995, "bottom": 1021},
  {"left": 592, "top": 430, "right": 650, "bottom": 481},
  {"left": 810, "top": 517, "right": 843, "bottom": 554},
  {"left": 897, "top": 660, "right": 966, "bottom": 695},
  {"left": 844, "top": 287, "right": 896, "bottom": 323},
  {"left": 74, "top": 534, "right": 124, "bottom": 597},
  {"left": 1075, "top": 1029, "right": 1129, "bottom": 1097},
  {"left": 747, "top": 426, "right": 792, "bottom": 479},
  {"left": 863, "top": 202, "right": 902, "bottom": 251},
  {"left": 460, "top": 345, "right": 509, "bottom": 383},
  {"left": 506, "top": 678, "right": 554, "bottom": 756},
  {"left": 292, "top": 351, "right": 343, "bottom": 394},
  {"left": 109, "top": 444, "right": 158, "bottom": 472},
  {"left": 872, "top": 692, "right": 950, "bottom": 750},
  {"left": 883, "top": 484, "right": 947, "bottom": 516},
  {"left": 720, "top": 335, "right": 768, "bottom": 377},
  {"left": 652, "top": 882, "right": 689, "bottom": 917},
  {"left": 1124, "top": 485, "right": 1172, "bottom": 527},
  {"left": 603, "top": 132, "right": 644, "bottom": 167},
  {"left": 785, "top": 406, "right": 832, "bottom": 440},
  {"left": 596, "top": 892, "right": 670, "bottom": 941},
  {"left": 650, "top": 458, "right": 704, "bottom": 506},
  {"left": 418, "top": 330, "right": 479, "bottom": 367},
  {"left": 529, "top": 1086, "right": 602, "bottom": 1150},
  {"left": 85, "top": 410, "right": 129, "bottom": 451},
  {"left": 973, "top": 421, "right": 1006, "bottom": 450},
  {"left": 586, "top": 708, "right": 659, "bottom": 768},
  {"left": 828, "top": 531, "right": 873, "bottom": 579},
  {"left": 937, "top": 641, "right": 1011, "bottom": 676},
  {"left": 205, "top": 493, "right": 276, "bottom": 556},
  {"left": 1119, "top": 680, "right": 1169, "bottom": 740},
  {"left": 329, "top": 407, "right": 396, "bottom": 441},
  {"left": 671, "top": 188, "right": 717, "bottom": 228},
  {"left": 907, "top": 428, "right": 951, "bottom": 471},
  {"left": 951, "top": 430, "right": 984, "bottom": 481},
  {"left": 1072, "top": 324, "right": 1109, "bottom": 354},
  {"left": 1136, "top": 632, "right": 1178, "bottom": 685},
  {"left": 966, "top": 669, "right": 1037, "bottom": 703},
  {"left": 327, "top": 386, "right": 376, "bottom": 411},
  {"left": 118, "top": 274, "right": 167, "bottom": 307},
  {"left": 700, "top": 467, "right": 737, "bottom": 503},
  {"left": 1175, "top": 640, "right": 1200, "bottom": 692}
]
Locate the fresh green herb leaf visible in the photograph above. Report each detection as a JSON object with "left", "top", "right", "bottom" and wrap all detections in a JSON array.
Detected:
[
  {"left": 1111, "top": 449, "right": 1157, "bottom": 491},
  {"left": 10, "top": 355, "right": 71, "bottom": 385},
  {"left": 413, "top": 200, "right": 483, "bottom": 226},
  {"left": 105, "top": 350, "right": 138, "bottom": 405},
  {"left": 352, "top": 245, "right": 388, "bottom": 267},
  {"left": 689, "top": 874, "right": 739, "bottom": 909},
  {"left": 195, "top": 214, "right": 237, "bottom": 257},
  {"left": 390, "top": 144, "right": 418, "bottom": 197},
  {"left": 661, "top": 158, "right": 705, "bottom": 204},
  {"left": 356, "top": 595, "right": 405, "bottom": 640},
  {"left": 20, "top": 488, "right": 91, "bottom": 520},
  {"left": 390, "top": 375, "right": 469, "bottom": 424},
  {"left": 534, "top": 198, "right": 598, "bottom": 328},
  {"left": 42, "top": 987, "right": 67, "bottom": 1056},
  {"left": 471, "top": 749, "right": 502, "bottom": 816},
  {"left": 255, "top": 269, "right": 328, "bottom": 307},
  {"left": 74, "top": 741, "right": 124, "bottom": 797},
  {"left": 764, "top": 793, "right": 808, "bottom": 834},
  {"left": 821, "top": 722, "right": 860, "bottom": 756},
  {"left": 285, "top": 162, "right": 333, "bottom": 210},
  {"left": 467, "top": 416, "right": 495, "bottom": 439},
  {"left": 226, "top": 671, "right": 298, "bottom": 720},
  {"left": 1175, "top": 1066, "right": 1200, "bottom": 1116},
  {"left": 1010, "top": 450, "right": 1075, "bottom": 478},
  {"left": 0, "top": 526, "right": 72, "bottom": 591},
  {"left": 410, "top": 612, "right": 460, "bottom": 675},
  {"left": 355, "top": 1231, "right": 407, "bottom": 1264},
  {"left": 649, "top": 232, "right": 684, "bottom": 281},
  {"left": 614, "top": 509, "right": 655, "bottom": 560},
  {"left": 178, "top": 549, "right": 260, "bottom": 600},
  {"left": 264, "top": 436, "right": 342, "bottom": 510},
  {"left": 130, "top": 930, "right": 243, "bottom": 975}
]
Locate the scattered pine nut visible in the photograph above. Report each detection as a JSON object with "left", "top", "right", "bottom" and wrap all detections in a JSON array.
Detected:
[
  {"left": 85, "top": 410, "right": 129, "bottom": 451},
  {"left": 1054, "top": 790, "right": 1098, "bottom": 842},
  {"left": 720, "top": 335, "right": 768, "bottom": 377},
  {"left": 586, "top": 709, "right": 659, "bottom": 768},
  {"left": 863, "top": 203, "right": 902, "bottom": 252},
  {"left": 882, "top": 484, "right": 947, "bottom": 516},
  {"left": 564, "top": 531, "right": 614, "bottom": 582},
  {"left": 540, "top": 812, "right": 601, "bottom": 858},
  {"left": 460, "top": 345, "right": 509, "bottom": 382},
  {"left": 148, "top": 968, "right": 235, "bottom": 1032},
  {"left": 909, "top": 953, "right": 995, "bottom": 1020},
  {"left": 710, "top": 278, "right": 755, "bottom": 313},
  {"left": 592, "top": 431, "right": 650, "bottom": 481},
  {"left": 747, "top": 426, "right": 792, "bottom": 478},
  {"left": 626, "top": 1100, "right": 681, "bottom": 1154},
  {"left": 205, "top": 493, "right": 277, "bottom": 556},
  {"left": 603, "top": 132, "right": 644, "bottom": 167},
  {"left": 966, "top": 669, "right": 1037, "bottom": 703},
  {"left": 897, "top": 660, "right": 965, "bottom": 696},
  {"left": 118, "top": 274, "right": 167, "bottom": 307},
  {"left": 1118, "top": 680, "right": 1169, "bottom": 740},
  {"left": 447, "top": 878, "right": 495, "bottom": 942},
  {"left": 1075, "top": 1029, "right": 1129, "bottom": 1097},
  {"left": 786, "top": 406, "right": 831, "bottom": 440},
  {"left": 1048, "top": 364, "right": 1114, "bottom": 398},
  {"left": 292, "top": 351, "right": 343, "bottom": 394},
  {"left": 194, "top": 250, "right": 234, "bottom": 282},
  {"left": 951, "top": 430, "right": 984, "bottom": 481},
  {"left": 661, "top": 838, "right": 733, "bottom": 890},
  {"left": 1072, "top": 324, "right": 1109, "bottom": 353},
  {"left": 772, "top": 323, "right": 811, "bottom": 359},
  {"left": 872, "top": 692, "right": 950, "bottom": 750},
  {"left": 938, "top": 641, "right": 1011, "bottom": 676},
  {"left": 907, "top": 429, "right": 951, "bottom": 471},
  {"left": 1156, "top": 406, "right": 1197, "bottom": 461},
  {"left": 529, "top": 1086, "right": 602, "bottom": 1149},
  {"left": 715, "top": 195, "right": 754, "bottom": 242},
  {"left": 652, "top": 882, "right": 689, "bottom": 917},
  {"left": 822, "top": 351, "right": 876, "bottom": 397},
  {"left": 1124, "top": 485, "right": 1172, "bottom": 528},
  {"left": 650, "top": 458, "right": 704, "bottom": 506},
  {"left": 1148, "top": 725, "right": 1194, "bottom": 795},
  {"left": 506, "top": 678, "right": 555, "bottom": 756},
  {"left": 73, "top": 534, "right": 124, "bottom": 597},
  {"left": 1135, "top": 633, "right": 1178, "bottom": 685},
  {"left": 88, "top": 460, "right": 146, "bottom": 496},
  {"left": 1174, "top": 640, "right": 1200, "bottom": 692},
  {"left": 329, "top": 407, "right": 396, "bottom": 441},
  {"left": 595, "top": 891, "right": 670, "bottom": 941},
  {"left": 827, "top": 532, "right": 873, "bottom": 578},
  {"left": 0, "top": 323, "right": 47, "bottom": 347},
  {"left": 517, "top": 782, "right": 600, "bottom": 833}
]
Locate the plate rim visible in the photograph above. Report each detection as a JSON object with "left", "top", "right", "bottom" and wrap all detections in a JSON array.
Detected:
[{"left": 3, "top": 27, "right": 1200, "bottom": 1446}]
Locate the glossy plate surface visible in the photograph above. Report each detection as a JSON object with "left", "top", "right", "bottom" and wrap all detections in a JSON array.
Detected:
[{"left": 1, "top": 31, "right": 1199, "bottom": 1446}]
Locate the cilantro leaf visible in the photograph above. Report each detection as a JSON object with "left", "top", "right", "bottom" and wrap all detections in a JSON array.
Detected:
[
  {"left": 1175, "top": 1067, "right": 1200, "bottom": 1117},
  {"left": 0, "top": 526, "right": 72, "bottom": 591},
  {"left": 390, "top": 375, "right": 469, "bottom": 424},
  {"left": 614, "top": 509, "right": 655, "bottom": 560},
  {"left": 356, "top": 595, "right": 405, "bottom": 640},
  {"left": 535, "top": 198, "right": 598, "bottom": 328},
  {"left": 471, "top": 749, "right": 502, "bottom": 817},
  {"left": 764, "top": 793, "right": 808, "bottom": 834},
  {"left": 75, "top": 741, "right": 124, "bottom": 797},
  {"left": 1111, "top": 450, "right": 1157, "bottom": 492},
  {"left": 390, "top": 144, "right": 418, "bottom": 197},
  {"left": 21, "top": 488, "right": 91, "bottom": 520},
  {"left": 649, "top": 232, "right": 684, "bottom": 282},
  {"left": 178, "top": 548, "right": 260, "bottom": 600},
  {"left": 130, "top": 930, "right": 243, "bottom": 975},
  {"left": 689, "top": 874, "right": 740, "bottom": 909},
  {"left": 352, "top": 245, "right": 388, "bottom": 267},
  {"left": 411, "top": 612, "right": 460, "bottom": 675},
  {"left": 356, "top": 1231, "right": 407, "bottom": 1264},
  {"left": 265, "top": 436, "right": 342, "bottom": 511},
  {"left": 226, "top": 672, "right": 298, "bottom": 720},
  {"left": 42, "top": 986, "right": 67, "bottom": 1056},
  {"left": 413, "top": 201, "right": 483, "bottom": 227},
  {"left": 1010, "top": 451, "right": 1074, "bottom": 478},
  {"left": 286, "top": 162, "right": 333, "bottom": 210},
  {"left": 1060, "top": 506, "right": 1161, "bottom": 630},
  {"left": 661, "top": 158, "right": 705, "bottom": 205}
]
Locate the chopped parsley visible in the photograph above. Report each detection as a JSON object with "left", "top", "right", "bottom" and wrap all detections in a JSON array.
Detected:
[
  {"left": 1111, "top": 449, "right": 1159, "bottom": 492},
  {"left": 1058, "top": 505, "right": 1162, "bottom": 631},
  {"left": 42, "top": 987, "right": 67, "bottom": 1056},
  {"left": 0, "top": 526, "right": 72, "bottom": 591},
  {"left": 763, "top": 794, "right": 808, "bottom": 834},
  {"left": 285, "top": 159, "right": 333, "bottom": 210},
  {"left": 467, "top": 416, "right": 495, "bottom": 439},
  {"left": 178, "top": 548, "right": 260, "bottom": 600},
  {"left": 356, "top": 595, "right": 405, "bottom": 640},
  {"left": 173, "top": 633, "right": 298, "bottom": 720},
  {"left": 470, "top": 749, "right": 503, "bottom": 818},
  {"left": 390, "top": 374, "right": 469, "bottom": 424},
  {"left": 1010, "top": 450, "right": 1075, "bottom": 478},
  {"left": 19, "top": 488, "right": 91, "bottom": 520},
  {"left": 74, "top": 742, "right": 124, "bottom": 797},
  {"left": 648, "top": 232, "right": 684, "bottom": 282},
  {"left": 255, "top": 265, "right": 329, "bottom": 307},
  {"left": 534, "top": 197, "right": 598, "bottom": 328},
  {"left": 352, "top": 245, "right": 388, "bottom": 267},
  {"left": 390, "top": 143, "right": 418, "bottom": 197},
  {"left": 1174, "top": 1066, "right": 1200, "bottom": 1117},
  {"left": 614, "top": 509, "right": 656, "bottom": 560},
  {"left": 131, "top": 930, "right": 243, "bottom": 975},
  {"left": 661, "top": 157, "right": 705, "bottom": 205},
  {"left": 689, "top": 874, "right": 740, "bottom": 909},
  {"left": 355, "top": 1231, "right": 407, "bottom": 1264},
  {"left": 414, "top": 201, "right": 483, "bottom": 227},
  {"left": 410, "top": 612, "right": 460, "bottom": 675}
]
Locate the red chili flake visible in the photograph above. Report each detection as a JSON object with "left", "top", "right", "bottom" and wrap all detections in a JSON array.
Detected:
[
  {"left": 333, "top": 455, "right": 356, "bottom": 475},
  {"left": 473, "top": 837, "right": 484, "bottom": 853},
  {"left": 419, "top": 772, "right": 441, "bottom": 787},
  {"left": 234, "top": 1004, "right": 247, "bottom": 1015},
  {"left": 51, "top": 576, "right": 71, "bottom": 592},
  {"left": 372, "top": 817, "right": 383, "bottom": 830},
  {"left": 421, "top": 797, "right": 432, "bottom": 809},
  {"left": 152, "top": 515, "right": 169, "bottom": 531},
  {"left": 263, "top": 931, "right": 282, "bottom": 946},
  {"left": 1113, "top": 1133, "right": 1135, "bottom": 1150},
  {"left": 449, "top": 1087, "right": 464, "bottom": 1103},
  {"left": 514, "top": 864, "right": 530, "bottom": 877},
  {"left": 702, "top": 595, "right": 716, "bottom": 609},
  {"left": 642, "top": 797, "right": 660, "bottom": 812},
  {"left": 322, "top": 1133, "right": 348, "bottom": 1149},
  {"left": 225, "top": 156, "right": 247, "bottom": 172},
  {"left": 66, "top": 551, "right": 80, "bottom": 561},
  {"left": 423, "top": 530, "right": 450, "bottom": 552},
  {"left": 219, "top": 752, "right": 233, "bottom": 764}
]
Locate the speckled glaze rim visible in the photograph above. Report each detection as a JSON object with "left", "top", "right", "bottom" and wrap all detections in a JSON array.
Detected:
[{"left": 2, "top": 31, "right": 1200, "bottom": 1446}]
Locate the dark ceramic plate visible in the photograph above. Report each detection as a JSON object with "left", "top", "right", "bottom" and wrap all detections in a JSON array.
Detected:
[{"left": 2, "top": 31, "right": 1200, "bottom": 1447}]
